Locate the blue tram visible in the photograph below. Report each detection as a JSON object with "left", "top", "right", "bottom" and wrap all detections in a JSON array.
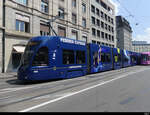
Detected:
[
  {"left": 18, "top": 36, "right": 140, "bottom": 81},
  {"left": 18, "top": 36, "right": 87, "bottom": 81}
]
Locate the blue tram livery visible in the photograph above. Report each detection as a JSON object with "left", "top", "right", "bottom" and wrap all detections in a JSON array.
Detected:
[
  {"left": 89, "top": 44, "right": 113, "bottom": 73},
  {"left": 122, "top": 50, "right": 131, "bottom": 68},
  {"left": 18, "top": 36, "right": 87, "bottom": 81},
  {"left": 112, "top": 48, "right": 122, "bottom": 70},
  {"left": 18, "top": 36, "right": 142, "bottom": 81}
]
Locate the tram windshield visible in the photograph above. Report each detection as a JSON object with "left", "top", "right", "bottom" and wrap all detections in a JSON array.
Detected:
[
  {"left": 21, "top": 41, "right": 41, "bottom": 67},
  {"left": 142, "top": 54, "right": 149, "bottom": 61}
]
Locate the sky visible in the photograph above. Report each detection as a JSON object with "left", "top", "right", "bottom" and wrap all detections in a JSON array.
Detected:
[{"left": 109, "top": 0, "right": 150, "bottom": 43}]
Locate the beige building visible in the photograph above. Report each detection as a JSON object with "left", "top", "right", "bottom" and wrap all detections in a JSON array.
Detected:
[
  {"left": 132, "top": 41, "right": 150, "bottom": 53},
  {"left": 1, "top": 0, "right": 90, "bottom": 72},
  {"left": 89, "top": 0, "right": 116, "bottom": 48},
  {"left": 116, "top": 16, "right": 132, "bottom": 51}
]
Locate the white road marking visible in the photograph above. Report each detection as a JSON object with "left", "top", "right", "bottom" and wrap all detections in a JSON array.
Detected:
[{"left": 19, "top": 68, "right": 149, "bottom": 112}]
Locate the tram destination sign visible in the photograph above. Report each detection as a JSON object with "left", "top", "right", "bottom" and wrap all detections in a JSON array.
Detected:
[{"left": 60, "top": 38, "right": 86, "bottom": 46}]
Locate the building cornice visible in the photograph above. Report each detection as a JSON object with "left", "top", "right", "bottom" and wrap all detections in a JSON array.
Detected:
[{"left": 5, "top": 30, "right": 37, "bottom": 39}]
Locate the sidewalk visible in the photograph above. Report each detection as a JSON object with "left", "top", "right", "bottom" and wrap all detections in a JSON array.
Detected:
[{"left": 0, "top": 72, "right": 17, "bottom": 79}]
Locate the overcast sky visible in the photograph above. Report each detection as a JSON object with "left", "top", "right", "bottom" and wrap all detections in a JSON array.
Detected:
[{"left": 109, "top": 0, "right": 150, "bottom": 43}]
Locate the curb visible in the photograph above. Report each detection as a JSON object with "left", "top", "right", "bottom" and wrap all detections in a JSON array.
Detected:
[{"left": 0, "top": 73, "right": 17, "bottom": 79}]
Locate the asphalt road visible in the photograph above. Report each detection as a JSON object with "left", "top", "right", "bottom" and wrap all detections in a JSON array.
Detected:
[{"left": 0, "top": 66, "right": 150, "bottom": 112}]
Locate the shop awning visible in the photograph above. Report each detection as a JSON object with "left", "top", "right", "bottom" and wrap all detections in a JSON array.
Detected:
[{"left": 13, "top": 46, "right": 25, "bottom": 53}]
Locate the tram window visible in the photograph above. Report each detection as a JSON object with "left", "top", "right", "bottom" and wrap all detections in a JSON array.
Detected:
[
  {"left": 76, "top": 51, "right": 85, "bottom": 64},
  {"left": 105, "top": 53, "right": 111, "bottom": 62},
  {"left": 101, "top": 53, "right": 105, "bottom": 63},
  {"left": 148, "top": 56, "right": 150, "bottom": 61},
  {"left": 118, "top": 54, "right": 121, "bottom": 62},
  {"left": 124, "top": 58, "right": 128, "bottom": 62},
  {"left": 93, "top": 52, "right": 99, "bottom": 66},
  {"left": 63, "top": 50, "right": 75, "bottom": 65},
  {"left": 32, "top": 47, "right": 49, "bottom": 67}
]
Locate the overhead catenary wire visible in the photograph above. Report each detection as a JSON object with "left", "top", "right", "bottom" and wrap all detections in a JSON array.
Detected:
[{"left": 115, "top": 0, "right": 140, "bottom": 26}]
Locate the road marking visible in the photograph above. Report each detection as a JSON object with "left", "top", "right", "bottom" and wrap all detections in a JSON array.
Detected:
[{"left": 19, "top": 68, "right": 149, "bottom": 112}]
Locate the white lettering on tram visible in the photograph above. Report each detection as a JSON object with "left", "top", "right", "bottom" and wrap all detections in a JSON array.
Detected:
[{"left": 60, "top": 38, "right": 86, "bottom": 46}]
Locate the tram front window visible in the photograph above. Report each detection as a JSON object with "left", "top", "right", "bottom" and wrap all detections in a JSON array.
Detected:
[
  {"left": 32, "top": 47, "right": 49, "bottom": 67},
  {"left": 142, "top": 54, "right": 148, "bottom": 61},
  {"left": 21, "top": 41, "right": 41, "bottom": 67}
]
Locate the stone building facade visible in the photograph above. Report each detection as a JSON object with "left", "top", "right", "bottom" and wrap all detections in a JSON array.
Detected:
[
  {"left": 116, "top": 16, "right": 132, "bottom": 51},
  {"left": 89, "top": 0, "right": 116, "bottom": 48},
  {"left": 132, "top": 41, "right": 150, "bottom": 53}
]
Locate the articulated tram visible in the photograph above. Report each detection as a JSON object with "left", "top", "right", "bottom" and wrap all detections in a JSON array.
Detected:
[{"left": 18, "top": 36, "right": 141, "bottom": 81}]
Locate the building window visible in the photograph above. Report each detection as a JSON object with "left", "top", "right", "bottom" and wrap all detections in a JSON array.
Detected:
[
  {"left": 72, "top": 0, "right": 76, "bottom": 8},
  {"left": 101, "top": 21, "right": 104, "bottom": 28},
  {"left": 16, "top": 14, "right": 30, "bottom": 33},
  {"left": 97, "top": 19, "right": 100, "bottom": 27},
  {"left": 82, "top": 36, "right": 87, "bottom": 42},
  {"left": 112, "top": 36, "right": 114, "bottom": 42},
  {"left": 58, "top": 26, "right": 66, "bottom": 37},
  {"left": 111, "top": 18, "right": 114, "bottom": 24},
  {"left": 112, "top": 27, "right": 114, "bottom": 33},
  {"left": 40, "top": 23, "right": 50, "bottom": 36},
  {"left": 105, "top": 33, "right": 108, "bottom": 40},
  {"left": 109, "top": 35, "right": 111, "bottom": 41},
  {"left": 41, "top": 0, "right": 48, "bottom": 13},
  {"left": 91, "top": 16, "right": 95, "bottom": 25},
  {"left": 16, "top": 20, "right": 30, "bottom": 33},
  {"left": 97, "top": 30, "right": 100, "bottom": 38},
  {"left": 82, "top": 3, "right": 86, "bottom": 13},
  {"left": 91, "top": 5, "right": 95, "bottom": 14},
  {"left": 101, "top": 11, "right": 104, "bottom": 18},
  {"left": 101, "top": 1, "right": 107, "bottom": 10},
  {"left": 72, "top": 13, "right": 77, "bottom": 24},
  {"left": 105, "top": 24, "right": 108, "bottom": 30},
  {"left": 96, "top": 8, "right": 100, "bottom": 16},
  {"left": 58, "top": 7, "right": 65, "bottom": 19},
  {"left": 16, "top": 0, "right": 28, "bottom": 6},
  {"left": 105, "top": 14, "right": 108, "bottom": 21},
  {"left": 101, "top": 32, "right": 104, "bottom": 38},
  {"left": 82, "top": 18, "right": 86, "bottom": 28},
  {"left": 72, "top": 30, "right": 78, "bottom": 40},
  {"left": 92, "top": 28, "right": 96, "bottom": 36}
]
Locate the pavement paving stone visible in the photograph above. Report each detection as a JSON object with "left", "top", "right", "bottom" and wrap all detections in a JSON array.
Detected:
[{"left": 0, "top": 72, "right": 17, "bottom": 79}]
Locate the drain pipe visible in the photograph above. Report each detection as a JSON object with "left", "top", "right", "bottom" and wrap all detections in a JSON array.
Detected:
[{"left": 2, "top": 0, "right": 6, "bottom": 73}]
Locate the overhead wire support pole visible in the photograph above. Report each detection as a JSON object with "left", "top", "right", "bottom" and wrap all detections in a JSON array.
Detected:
[{"left": 47, "top": 12, "right": 67, "bottom": 37}]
